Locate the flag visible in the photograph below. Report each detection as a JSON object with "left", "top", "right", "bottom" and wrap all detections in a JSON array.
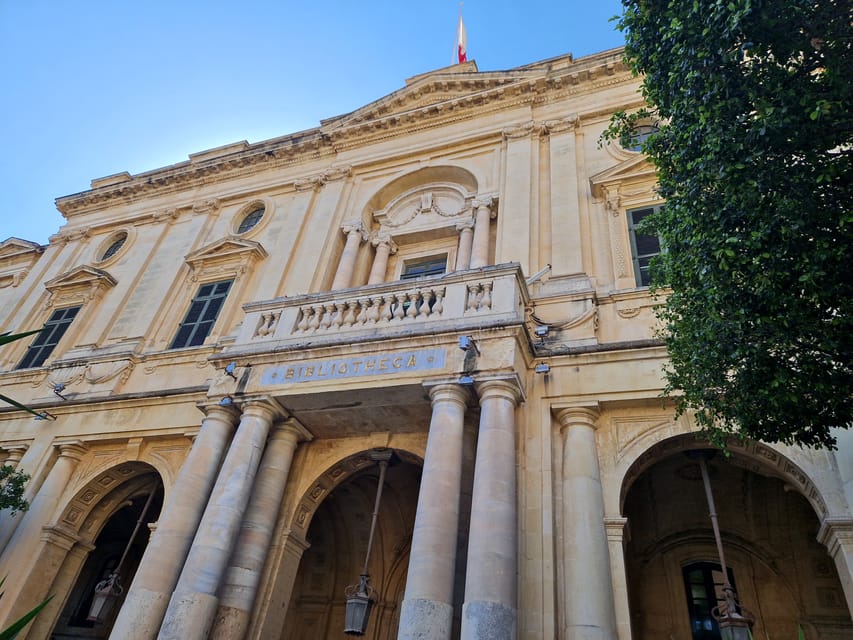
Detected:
[{"left": 456, "top": 14, "right": 467, "bottom": 63}]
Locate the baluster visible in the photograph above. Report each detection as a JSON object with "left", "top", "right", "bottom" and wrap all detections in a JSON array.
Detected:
[
  {"left": 355, "top": 299, "right": 368, "bottom": 325},
  {"left": 366, "top": 297, "right": 380, "bottom": 324},
  {"left": 332, "top": 302, "right": 346, "bottom": 329},
  {"left": 308, "top": 304, "right": 323, "bottom": 332},
  {"left": 269, "top": 311, "right": 281, "bottom": 335},
  {"left": 406, "top": 292, "right": 418, "bottom": 319},
  {"left": 297, "top": 307, "right": 311, "bottom": 333},
  {"left": 467, "top": 284, "right": 480, "bottom": 311},
  {"left": 432, "top": 289, "right": 445, "bottom": 315},
  {"left": 392, "top": 293, "right": 405, "bottom": 321},
  {"left": 480, "top": 282, "right": 493, "bottom": 310},
  {"left": 342, "top": 301, "right": 357, "bottom": 327},
  {"left": 421, "top": 290, "right": 433, "bottom": 317},
  {"left": 255, "top": 313, "right": 269, "bottom": 337},
  {"left": 319, "top": 303, "right": 335, "bottom": 330},
  {"left": 379, "top": 295, "right": 393, "bottom": 323}
]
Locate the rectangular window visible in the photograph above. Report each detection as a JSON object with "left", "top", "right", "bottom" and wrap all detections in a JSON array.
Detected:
[
  {"left": 682, "top": 562, "right": 738, "bottom": 640},
  {"left": 627, "top": 206, "right": 662, "bottom": 287},
  {"left": 17, "top": 306, "right": 81, "bottom": 369},
  {"left": 170, "top": 280, "right": 232, "bottom": 349},
  {"left": 400, "top": 255, "right": 447, "bottom": 281}
]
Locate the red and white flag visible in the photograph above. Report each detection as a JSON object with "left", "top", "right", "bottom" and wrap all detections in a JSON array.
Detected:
[{"left": 456, "top": 14, "right": 467, "bottom": 63}]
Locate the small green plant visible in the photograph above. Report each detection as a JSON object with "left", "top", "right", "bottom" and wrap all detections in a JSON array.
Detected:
[
  {"left": 746, "top": 625, "right": 806, "bottom": 640},
  {"left": 0, "top": 578, "right": 53, "bottom": 640}
]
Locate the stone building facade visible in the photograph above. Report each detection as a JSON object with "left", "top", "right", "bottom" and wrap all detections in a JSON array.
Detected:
[{"left": 0, "top": 48, "right": 851, "bottom": 640}]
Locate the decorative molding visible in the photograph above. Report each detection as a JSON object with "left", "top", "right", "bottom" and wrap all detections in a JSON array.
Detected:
[
  {"left": 192, "top": 198, "right": 221, "bottom": 216},
  {"left": 43, "top": 265, "right": 117, "bottom": 308},
  {"left": 184, "top": 236, "right": 268, "bottom": 282}
]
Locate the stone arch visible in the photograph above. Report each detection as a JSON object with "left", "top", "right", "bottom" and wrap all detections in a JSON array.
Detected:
[
  {"left": 365, "top": 165, "right": 479, "bottom": 215},
  {"left": 288, "top": 447, "right": 423, "bottom": 540},
  {"left": 617, "top": 433, "right": 852, "bottom": 639},
  {"left": 617, "top": 432, "right": 830, "bottom": 519},
  {"left": 27, "top": 461, "right": 165, "bottom": 639}
]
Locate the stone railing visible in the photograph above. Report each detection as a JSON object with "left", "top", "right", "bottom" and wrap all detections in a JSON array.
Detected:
[{"left": 234, "top": 264, "right": 527, "bottom": 349}]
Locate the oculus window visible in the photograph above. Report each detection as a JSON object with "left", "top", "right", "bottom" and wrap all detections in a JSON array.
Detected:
[
  {"left": 170, "top": 280, "right": 232, "bottom": 349},
  {"left": 17, "top": 306, "right": 81, "bottom": 369},
  {"left": 237, "top": 206, "right": 265, "bottom": 234},
  {"left": 99, "top": 232, "right": 128, "bottom": 261},
  {"left": 627, "top": 206, "right": 662, "bottom": 287},
  {"left": 400, "top": 255, "right": 447, "bottom": 281}
]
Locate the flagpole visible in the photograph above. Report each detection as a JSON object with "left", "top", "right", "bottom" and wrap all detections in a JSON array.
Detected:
[{"left": 453, "top": 2, "right": 463, "bottom": 64}]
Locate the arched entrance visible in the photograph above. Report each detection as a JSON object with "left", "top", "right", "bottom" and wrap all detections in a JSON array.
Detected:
[
  {"left": 621, "top": 440, "right": 852, "bottom": 639},
  {"left": 48, "top": 468, "right": 163, "bottom": 639},
  {"left": 283, "top": 452, "right": 421, "bottom": 640}
]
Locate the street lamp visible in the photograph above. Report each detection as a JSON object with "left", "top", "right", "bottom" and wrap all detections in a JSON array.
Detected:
[
  {"left": 86, "top": 481, "right": 158, "bottom": 623},
  {"left": 344, "top": 449, "right": 393, "bottom": 636},
  {"left": 690, "top": 450, "right": 755, "bottom": 640}
]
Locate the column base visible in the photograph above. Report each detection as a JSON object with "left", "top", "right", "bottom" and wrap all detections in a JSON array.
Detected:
[
  {"left": 110, "top": 587, "right": 170, "bottom": 640},
  {"left": 563, "top": 625, "right": 616, "bottom": 640},
  {"left": 209, "top": 604, "right": 249, "bottom": 640},
  {"left": 157, "top": 590, "right": 219, "bottom": 640},
  {"left": 398, "top": 598, "right": 453, "bottom": 640},
  {"left": 460, "top": 600, "right": 516, "bottom": 640}
]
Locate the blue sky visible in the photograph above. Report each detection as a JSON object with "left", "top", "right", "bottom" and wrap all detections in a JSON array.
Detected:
[{"left": 1, "top": 1, "right": 626, "bottom": 244}]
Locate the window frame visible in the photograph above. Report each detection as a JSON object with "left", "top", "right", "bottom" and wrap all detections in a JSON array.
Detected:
[
  {"left": 626, "top": 204, "right": 663, "bottom": 288},
  {"left": 399, "top": 254, "right": 448, "bottom": 281},
  {"left": 16, "top": 305, "right": 82, "bottom": 369},
  {"left": 681, "top": 561, "right": 739, "bottom": 640},
  {"left": 169, "top": 279, "right": 233, "bottom": 349}
]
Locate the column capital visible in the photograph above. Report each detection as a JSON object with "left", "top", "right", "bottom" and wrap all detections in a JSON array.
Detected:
[
  {"left": 341, "top": 219, "right": 368, "bottom": 241},
  {"left": 425, "top": 382, "right": 471, "bottom": 408},
  {"left": 455, "top": 218, "right": 476, "bottom": 232},
  {"left": 239, "top": 396, "right": 289, "bottom": 422},
  {"left": 552, "top": 403, "right": 601, "bottom": 431},
  {"left": 54, "top": 439, "right": 88, "bottom": 462},
  {"left": 1, "top": 444, "right": 29, "bottom": 467},
  {"left": 472, "top": 196, "right": 497, "bottom": 217},
  {"left": 817, "top": 517, "right": 853, "bottom": 554},
  {"left": 197, "top": 400, "right": 242, "bottom": 424},
  {"left": 370, "top": 232, "right": 398, "bottom": 253},
  {"left": 271, "top": 417, "right": 313, "bottom": 444},
  {"left": 474, "top": 375, "right": 524, "bottom": 406}
]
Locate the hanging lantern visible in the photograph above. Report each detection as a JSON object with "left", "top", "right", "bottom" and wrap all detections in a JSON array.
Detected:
[
  {"left": 713, "top": 585, "right": 755, "bottom": 640},
  {"left": 342, "top": 450, "right": 393, "bottom": 636},
  {"left": 86, "top": 573, "right": 123, "bottom": 623},
  {"left": 344, "top": 574, "right": 376, "bottom": 636}
]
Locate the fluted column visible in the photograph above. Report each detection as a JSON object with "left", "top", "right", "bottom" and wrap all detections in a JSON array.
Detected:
[
  {"left": 554, "top": 405, "right": 617, "bottom": 640},
  {"left": 469, "top": 199, "right": 495, "bottom": 269},
  {"left": 210, "top": 418, "right": 312, "bottom": 640},
  {"left": 331, "top": 220, "right": 367, "bottom": 290},
  {"left": 0, "top": 441, "right": 88, "bottom": 626},
  {"left": 461, "top": 379, "right": 522, "bottom": 640},
  {"left": 368, "top": 233, "right": 397, "bottom": 285},
  {"left": 157, "top": 399, "right": 283, "bottom": 640},
  {"left": 455, "top": 219, "right": 475, "bottom": 271},
  {"left": 110, "top": 404, "right": 240, "bottom": 640},
  {"left": 398, "top": 383, "right": 470, "bottom": 640}
]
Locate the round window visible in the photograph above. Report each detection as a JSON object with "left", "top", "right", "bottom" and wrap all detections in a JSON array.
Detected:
[
  {"left": 100, "top": 233, "right": 127, "bottom": 261},
  {"left": 237, "top": 206, "right": 265, "bottom": 234},
  {"left": 622, "top": 123, "right": 659, "bottom": 152}
]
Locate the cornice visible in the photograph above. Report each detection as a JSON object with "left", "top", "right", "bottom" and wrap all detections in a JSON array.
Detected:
[{"left": 55, "top": 50, "right": 633, "bottom": 217}]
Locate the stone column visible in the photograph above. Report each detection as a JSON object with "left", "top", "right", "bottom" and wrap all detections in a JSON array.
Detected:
[
  {"left": 210, "top": 418, "right": 312, "bottom": 640},
  {"left": 331, "top": 220, "right": 367, "bottom": 290},
  {"left": 455, "top": 219, "right": 475, "bottom": 271},
  {"left": 554, "top": 406, "right": 617, "bottom": 640},
  {"left": 110, "top": 404, "right": 240, "bottom": 640},
  {"left": 0, "top": 444, "right": 27, "bottom": 468},
  {"left": 817, "top": 518, "right": 853, "bottom": 612},
  {"left": 399, "top": 383, "right": 470, "bottom": 640},
  {"left": 368, "top": 233, "right": 397, "bottom": 285},
  {"left": 469, "top": 199, "right": 495, "bottom": 269},
  {"left": 157, "top": 399, "right": 283, "bottom": 640},
  {"left": 0, "top": 441, "right": 88, "bottom": 626},
  {"left": 461, "top": 379, "right": 522, "bottom": 640},
  {"left": 604, "top": 517, "right": 632, "bottom": 640},
  {"left": 0, "top": 445, "right": 31, "bottom": 553}
]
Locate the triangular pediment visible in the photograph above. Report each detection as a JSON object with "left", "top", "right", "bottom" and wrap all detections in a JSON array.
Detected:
[
  {"left": 45, "top": 265, "right": 117, "bottom": 293},
  {"left": 589, "top": 154, "right": 657, "bottom": 199},
  {"left": 0, "top": 237, "right": 43, "bottom": 261},
  {"left": 320, "top": 56, "right": 570, "bottom": 134},
  {"left": 185, "top": 237, "right": 268, "bottom": 267}
]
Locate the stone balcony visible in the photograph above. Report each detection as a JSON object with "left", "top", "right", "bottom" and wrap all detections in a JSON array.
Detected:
[{"left": 229, "top": 263, "right": 529, "bottom": 356}]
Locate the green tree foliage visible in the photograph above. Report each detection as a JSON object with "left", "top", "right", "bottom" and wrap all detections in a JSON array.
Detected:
[
  {"left": 610, "top": 0, "right": 852, "bottom": 447},
  {"left": 0, "top": 465, "right": 29, "bottom": 515}
]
